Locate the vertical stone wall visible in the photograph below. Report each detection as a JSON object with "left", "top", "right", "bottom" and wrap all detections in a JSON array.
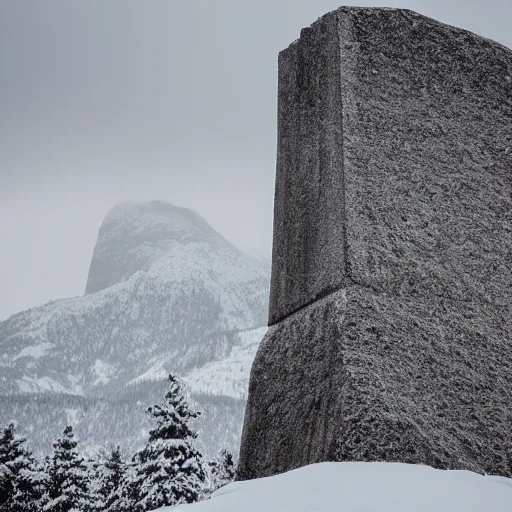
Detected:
[
  {"left": 238, "top": 7, "right": 512, "bottom": 480},
  {"left": 270, "top": 15, "right": 346, "bottom": 324}
]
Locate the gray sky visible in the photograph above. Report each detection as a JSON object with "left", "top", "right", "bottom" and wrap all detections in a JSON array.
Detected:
[{"left": 1, "top": 0, "right": 511, "bottom": 320}]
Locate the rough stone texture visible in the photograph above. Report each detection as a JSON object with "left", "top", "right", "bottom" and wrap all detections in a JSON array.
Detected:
[
  {"left": 240, "top": 288, "right": 512, "bottom": 479},
  {"left": 239, "top": 7, "right": 512, "bottom": 480},
  {"left": 269, "top": 6, "right": 512, "bottom": 325},
  {"left": 269, "top": 13, "right": 346, "bottom": 323}
]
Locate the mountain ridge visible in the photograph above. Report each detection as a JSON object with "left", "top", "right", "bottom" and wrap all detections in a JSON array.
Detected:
[
  {"left": 85, "top": 200, "right": 241, "bottom": 295},
  {"left": 0, "top": 200, "right": 269, "bottom": 456}
]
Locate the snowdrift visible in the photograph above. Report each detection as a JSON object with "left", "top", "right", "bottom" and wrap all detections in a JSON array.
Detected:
[{"left": 157, "top": 462, "right": 512, "bottom": 511}]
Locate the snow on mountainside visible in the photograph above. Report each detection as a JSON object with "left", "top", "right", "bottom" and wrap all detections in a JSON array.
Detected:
[
  {"left": 160, "top": 462, "right": 512, "bottom": 512},
  {"left": 85, "top": 201, "right": 237, "bottom": 295},
  {"left": 0, "top": 201, "right": 269, "bottom": 457},
  {"left": 183, "top": 327, "right": 266, "bottom": 399},
  {"left": 0, "top": 201, "right": 269, "bottom": 395}
]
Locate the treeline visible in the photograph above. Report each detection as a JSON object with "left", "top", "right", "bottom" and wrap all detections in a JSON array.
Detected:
[
  {"left": 0, "top": 381, "right": 247, "bottom": 461},
  {"left": 0, "top": 375, "right": 235, "bottom": 512}
]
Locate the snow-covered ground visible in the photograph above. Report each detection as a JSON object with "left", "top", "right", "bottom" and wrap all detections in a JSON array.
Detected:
[{"left": 157, "top": 462, "right": 512, "bottom": 512}]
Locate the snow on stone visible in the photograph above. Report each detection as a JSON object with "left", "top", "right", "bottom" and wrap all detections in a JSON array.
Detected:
[{"left": 156, "top": 462, "right": 512, "bottom": 512}]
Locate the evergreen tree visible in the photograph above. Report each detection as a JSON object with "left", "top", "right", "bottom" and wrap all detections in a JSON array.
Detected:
[
  {"left": 0, "top": 422, "right": 47, "bottom": 512},
  {"left": 103, "top": 447, "right": 127, "bottom": 512},
  {"left": 44, "top": 425, "right": 89, "bottom": 512},
  {"left": 10, "top": 458, "right": 49, "bottom": 512},
  {"left": 0, "top": 422, "right": 25, "bottom": 508},
  {"left": 115, "top": 461, "right": 139, "bottom": 512},
  {"left": 83, "top": 453, "right": 103, "bottom": 512},
  {"left": 88, "top": 447, "right": 126, "bottom": 512},
  {"left": 206, "top": 449, "right": 235, "bottom": 493},
  {"left": 130, "top": 374, "right": 207, "bottom": 511},
  {"left": 214, "top": 449, "right": 235, "bottom": 490}
]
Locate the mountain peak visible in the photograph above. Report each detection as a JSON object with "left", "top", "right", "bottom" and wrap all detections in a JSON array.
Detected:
[{"left": 85, "top": 201, "right": 234, "bottom": 295}]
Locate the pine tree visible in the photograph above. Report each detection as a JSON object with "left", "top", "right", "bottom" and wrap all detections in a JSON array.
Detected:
[
  {"left": 103, "top": 447, "right": 127, "bottom": 512},
  {"left": 0, "top": 422, "right": 25, "bottom": 508},
  {"left": 0, "top": 422, "right": 47, "bottom": 512},
  {"left": 130, "top": 374, "right": 207, "bottom": 511},
  {"left": 10, "top": 458, "right": 49, "bottom": 512},
  {"left": 206, "top": 449, "right": 236, "bottom": 493},
  {"left": 44, "top": 425, "right": 89, "bottom": 512},
  {"left": 88, "top": 447, "right": 126, "bottom": 512},
  {"left": 215, "top": 449, "right": 236, "bottom": 490},
  {"left": 116, "top": 460, "right": 139, "bottom": 512},
  {"left": 83, "top": 453, "right": 103, "bottom": 512}
]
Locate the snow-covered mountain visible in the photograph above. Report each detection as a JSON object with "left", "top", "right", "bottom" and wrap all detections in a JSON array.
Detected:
[
  {"left": 183, "top": 327, "right": 265, "bottom": 400},
  {"left": 0, "top": 201, "right": 269, "bottom": 457},
  {"left": 162, "top": 462, "right": 512, "bottom": 512}
]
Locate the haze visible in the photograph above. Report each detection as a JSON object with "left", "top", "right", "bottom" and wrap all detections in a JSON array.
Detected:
[{"left": 1, "top": 0, "right": 510, "bottom": 321}]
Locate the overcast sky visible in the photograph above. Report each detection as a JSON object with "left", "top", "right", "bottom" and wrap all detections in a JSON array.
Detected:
[{"left": 0, "top": 0, "right": 510, "bottom": 320}]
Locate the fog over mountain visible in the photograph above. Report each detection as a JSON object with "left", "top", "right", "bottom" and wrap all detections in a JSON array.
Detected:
[
  {"left": 0, "top": 201, "right": 269, "bottom": 457},
  {"left": 2, "top": 1, "right": 510, "bottom": 323}
]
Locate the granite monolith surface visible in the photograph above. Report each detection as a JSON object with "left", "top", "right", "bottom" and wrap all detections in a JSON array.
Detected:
[{"left": 238, "top": 6, "right": 512, "bottom": 480}]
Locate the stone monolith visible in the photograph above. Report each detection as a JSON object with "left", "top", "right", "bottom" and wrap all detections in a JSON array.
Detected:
[{"left": 238, "top": 6, "right": 512, "bottom": 480}]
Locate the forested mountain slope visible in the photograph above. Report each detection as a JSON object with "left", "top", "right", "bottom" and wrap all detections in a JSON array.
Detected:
[{"left": 0, "top": 201, "right": 269, "bottom": 457}]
